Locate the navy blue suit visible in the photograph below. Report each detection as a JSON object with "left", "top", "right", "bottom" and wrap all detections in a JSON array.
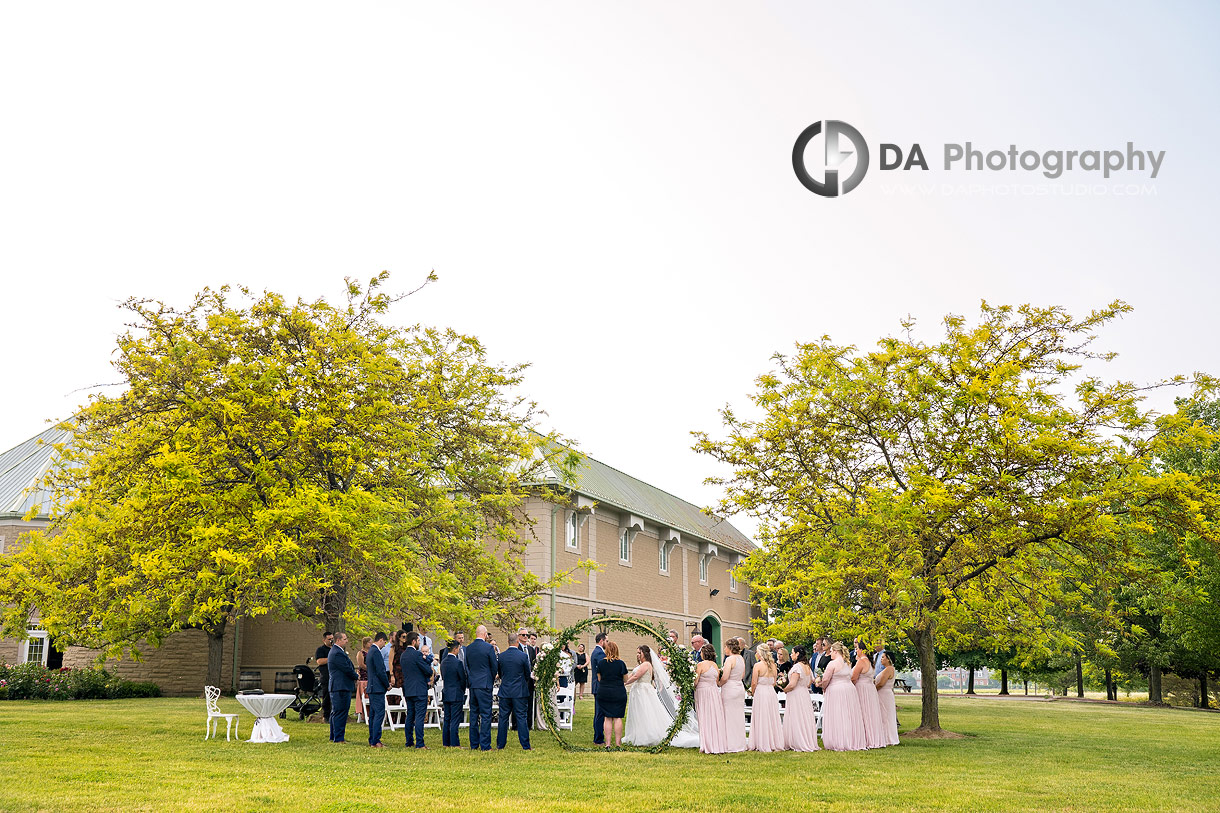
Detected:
[
  {"left": 398, "top": 647, "right": 434, "bottom": 748},
  {"left": 496, "top": 645, "right": 532, "bottom": 749},
  {"left": 440, "top": 652, "right": 468, "bottom": 747},
  {"left": 464, "top": 638, "right": 498, "bottom": 750},
  {"left": 327, "top": 644, "right": 359, "bottom": 743},
  {"left": 365, "top": 645, "right": 389, "bottom": 745},
  {"left": 590, "top": 644, "right": 606, "bottom": 744}
]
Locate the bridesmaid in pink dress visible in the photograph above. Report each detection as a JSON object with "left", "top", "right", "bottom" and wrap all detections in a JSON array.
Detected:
[
  {"left": 717, "top": 639, "right": 747, "bottom": 752},
  {"left": 852, "top": 642, "right": 888, "bottom": 749},
  {"left": 874, "top": 650, "right": 901, "bottom": 746},
  {"left": 782, "top": 645, "right": 819, "bottom": 752},
  {"left": 817, "top": 642, "right": 867, "bottom": 751},
  {"left": 694, "top": 643, "right": 727, "bottom": 754},
  {"left": 747, "top": 645, "right": 786, "bottom": 752}
]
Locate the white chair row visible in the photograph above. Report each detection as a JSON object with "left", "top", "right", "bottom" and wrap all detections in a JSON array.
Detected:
[{"left": 359, "top": 683, "right": 576, "bottom": 731}]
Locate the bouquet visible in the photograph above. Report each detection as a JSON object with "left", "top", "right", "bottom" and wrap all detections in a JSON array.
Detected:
[{"left": 776, "top": 671, "right": 788, "bottom": 689}]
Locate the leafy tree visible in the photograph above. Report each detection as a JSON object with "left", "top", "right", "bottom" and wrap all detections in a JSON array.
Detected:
[
  {"left": 0, "top": 274, "right": 585, "bottom": 685},
  {"left": 696, "top": 302, "right": 1219, "bottom": 733}
]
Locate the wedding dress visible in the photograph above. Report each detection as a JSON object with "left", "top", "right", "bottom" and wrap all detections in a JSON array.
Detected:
[
  {"left": 654, "top": 658, "right": 700, "bottom": 748},
  {"left": 622, "top": 662, "right": 677, "bottom": 747}
]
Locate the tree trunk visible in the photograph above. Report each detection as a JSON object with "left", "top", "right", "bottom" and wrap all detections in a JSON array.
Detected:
[
  {"left": 1149, "top": 664, "right": 1163, "bottom": 705},
  {"left": 966, "top": 666, "right": 976, "bottom": 695},
  {"left": 1076, "top": 653, "right": 1084, "bottom": 698},
  {"left": 1023, "top": 679, "right": 1028, "bottom": 696},
  {"left": 321, "top": 583, "right": 349, "bottom": 634},
  {"left": 907, "top": 625, "right": 942, "bottom": 733},
  {"left": 1105, "top": 668, "right": 1114, "bottom": 701},
  {"left": 999, "top": 669, "right": 1009, "bottom": 696},
  {"left": 1200, "top": 673, "right": 1209, "bottom": 710},
  {"left": 205, "top": 621, "right": 227, "bottom": 690}
]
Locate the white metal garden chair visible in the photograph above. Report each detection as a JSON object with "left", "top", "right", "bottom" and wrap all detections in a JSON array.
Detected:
[{"left": 204, "top": 686, "right": 241, "bottom": 741}]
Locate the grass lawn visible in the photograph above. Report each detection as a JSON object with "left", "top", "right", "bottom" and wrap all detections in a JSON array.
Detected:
[{"left": 1, "top": 695, "right": 1217, "bottom": 812}]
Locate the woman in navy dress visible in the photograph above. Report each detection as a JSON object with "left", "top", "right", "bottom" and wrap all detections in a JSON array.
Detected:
[{"left": 595, "top": 640, "right": 629, "bottom": 748}]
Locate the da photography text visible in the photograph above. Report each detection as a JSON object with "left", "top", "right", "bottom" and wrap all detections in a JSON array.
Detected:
[{"left": 793, "top": 119, "right": 1166, "bottom": 198}]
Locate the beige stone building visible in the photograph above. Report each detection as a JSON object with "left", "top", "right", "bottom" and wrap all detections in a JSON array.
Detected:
[{"left": 0, "top": 428, "right": 756, "bottom": 695}]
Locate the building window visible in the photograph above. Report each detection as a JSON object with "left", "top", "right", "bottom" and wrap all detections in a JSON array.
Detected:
[
  {"left": 0, "top": 535, "right": 6, "bottom": 555},
  {"left": 619, "top": 528, "right": 631, "bottom": 564},
  {"left": 699, "top": 555, "right": 708, "bottom": 584},
  {"left": 565, "top": 511, "right": 579, "bottom": 551},
  {"left": 659, "top": 543, "right": 670, "bottom": 574},
  {"left": 730, "top": 570, "right": 738, "bottom": 592},
  {"left": 22, "top": 629, "right": 47, "bottom": 665}
]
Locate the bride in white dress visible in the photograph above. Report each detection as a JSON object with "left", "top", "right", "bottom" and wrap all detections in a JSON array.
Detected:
[
  {"left": 653, "top": 649, "right": 700, "bottom": 748},
  {"left": 623, "top": 645, "right": 679, "bottom": 747}
]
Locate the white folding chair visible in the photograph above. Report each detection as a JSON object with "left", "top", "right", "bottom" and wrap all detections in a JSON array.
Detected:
[
  {"left": 384, "top": 688, "right": 406, "bottom": 732},
  {"left": 554, "top": 687, "right": 575, "bottom": 730},
  {"left": 425, "top": 686, "right": 442, "bottom": 729},
  {"left": 204, "top": 686, "right": 240, "bottom": 742}
]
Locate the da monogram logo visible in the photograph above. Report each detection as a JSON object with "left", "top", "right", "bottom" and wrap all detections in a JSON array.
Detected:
[{"left": 792, "top": 120, "right": 870, "bottom": 198}]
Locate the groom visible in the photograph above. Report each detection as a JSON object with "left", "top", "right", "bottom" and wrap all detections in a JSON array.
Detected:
[{"left": 591, "top": 631, "right": 607, "bottom": 745}]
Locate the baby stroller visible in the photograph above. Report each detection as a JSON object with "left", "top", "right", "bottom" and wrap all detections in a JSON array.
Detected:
[{"left": 282, "top": 665, "right": 324, "bottom": 720}]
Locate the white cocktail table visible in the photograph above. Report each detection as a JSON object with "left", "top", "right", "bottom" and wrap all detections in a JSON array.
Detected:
[{"left": 236, "top": 693, "right": 296, "bottom": 743}]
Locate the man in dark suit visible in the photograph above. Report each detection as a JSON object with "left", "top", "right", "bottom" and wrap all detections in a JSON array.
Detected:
[
  {"left": 365, "top": 639, "right": 389, "bottom": 747},
  {"left": 740, "top": 637, "right": 757, "bottom": 689},
  {"left": 691, "top": 634, "right": 705, "bottom": 663},
  {"left": 465, "top": 624, "right": 498, "bottom": 751},
  {"left": 590, "top": 631, "right": 607, "bottom": 745},
  {"left": 497, "top": 633, "right": 532, "bottom": 750},
  {"left": 398, "top": 631, "right": 434, "bottom": 749},
  {"left": 314, "top": 631, "right": 334, "bottom": 722},
  {"left": 455, "top": 631, "right": 468, "bottom": 668},
  {"left": 440, "top": 640, "right": 467, "bottom": 747},
  {"left": 327, "top": 632, "right": 359, "bottom": 743}
]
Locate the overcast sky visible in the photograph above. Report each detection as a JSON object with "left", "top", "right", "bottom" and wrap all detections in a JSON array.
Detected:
[{"left": 2, "top": 2, "right": 1217, "bottom": 540}]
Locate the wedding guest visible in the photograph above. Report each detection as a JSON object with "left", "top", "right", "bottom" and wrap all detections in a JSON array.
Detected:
[
  {"left": 374, "top": 632, "right": 392, "bottom": 680},
  {"left": 390, "top": 630, "right": 408, "bottom": 689},
  {"left": 314, "top": 631, "right": 334, "bottom": 723},
  {"left": 455, "top": 631, "right": 468, "bottom": 668},
  {"left": 813, "top": 637, "right": 832, "bottom": 694},
  {"left": 738, "top": 637, "right": 756, "bottom": 690},
  {"left": 873, "top": 641, "right": 887, "bottom": 679},
  {"left": 595, "top": 640, "right": 629, "bottom": 748},
  {"left": 591, "top": 632, "right": 608, "bottom": 745},
  {"left": 327, "top": 632, "right": 358, "bottom": 744},
  {"left": 775, "top": 646, "right": 793, "bottom": 683},
  {"left": 666, "top": 629, "right": 679, "bottom": 647},
  {"left": 874, "top": 651, "right": 901, "bottom": 746},
  {"left": 691, "top": 634, "right": 707, "bottom": 663},
  {"left": 853, "top": 641, "right": 888, "bottom": 748},
  {"left": 466, "top": 625, "right": 498, "bottom": 751},
  {"left": 399, "top": 631, "right": 433, "bottom": 749},
  {"left": 573, "top": 643, "right": 589, "bottom": 699},
  {"left": 818, "top": 642, "right": 867, "bottom": 751},
  {"left": 694, "top": 643, "right": 727, "bottom": 754},
  {"left": 440, "top": 640, "right": 467, "bottom": 747},
  {"left": 718, "top": 638, "right": 747, "bottom": 752},
  {"left": 354, "top": 637, "right": 371, "bottom": 724},
  {"left": 783, "top": 645, "right": 819, "bottom": 752},
  {"left": 365, "top": 637, "right": 389, "bottom": 748},
  {"left": 747, "top": 644, "right": 785, "bottom": 752}
]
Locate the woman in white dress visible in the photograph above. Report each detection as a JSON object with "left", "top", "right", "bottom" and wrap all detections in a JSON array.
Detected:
[
  {"left": 622, "top": 645, "right": 677, "bottom": 747},
  {"left": 653, "top": 647, "right": 700, "bottom": 748}
]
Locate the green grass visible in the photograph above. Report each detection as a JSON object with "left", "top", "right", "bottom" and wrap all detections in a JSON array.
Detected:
[{"left": 0, "top": 695, "right": 1217, "bottom": 812}]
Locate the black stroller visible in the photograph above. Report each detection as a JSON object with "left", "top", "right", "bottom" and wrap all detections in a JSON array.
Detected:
[{"left": 282, "top": 665, "right": 324, "bottom": 720}]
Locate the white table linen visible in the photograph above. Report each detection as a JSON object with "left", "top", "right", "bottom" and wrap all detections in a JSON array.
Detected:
[{"left": 236, "top": 693, "right": 296, "bottom": 743}]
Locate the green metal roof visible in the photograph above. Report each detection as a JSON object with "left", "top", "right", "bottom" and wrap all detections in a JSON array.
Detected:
[
  {"left": 530, "top": 443, "right": 756, "bottom": 556},
  {"left": 0, "top": 425, "right": 69, "bottom": 520}
]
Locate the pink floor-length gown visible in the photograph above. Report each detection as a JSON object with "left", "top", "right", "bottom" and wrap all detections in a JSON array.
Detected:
[
  {"left": 876, "top": 673, "right": 901, "bottom": 745},
  {"left": 695, "top": 669, "right": 727, "bottom": 754},
  {"left": 782, "top": 664, "right": 820, "bottom": 751},
  {"left": 820, "top": 660, "right": 867, "bottom": 751},
  {"left": 747, "top": 673, "right": 786, "bottom": 752},
  {"left": 855, "top": 663, "right": 888, "bottom": 748},
  {"left": 720, "top": 656, "right": 747, "bottom": 753}
]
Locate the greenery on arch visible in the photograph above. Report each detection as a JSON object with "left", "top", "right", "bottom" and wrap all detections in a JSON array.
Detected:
[{"left": 535, "top": 615, "right": 696, "bottom": 753}]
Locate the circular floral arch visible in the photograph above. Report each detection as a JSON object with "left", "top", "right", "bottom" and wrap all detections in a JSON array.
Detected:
[{"left": 535, "top": 615, "right": 696, "bottom": 753}]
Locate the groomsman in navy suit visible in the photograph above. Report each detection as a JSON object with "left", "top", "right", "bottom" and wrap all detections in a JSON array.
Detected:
[
  {"left": 590, "top": 631, "right": 607, "bottom": 745},
  {"left": 465, "top": 624, "right": 498, "bottom": 751},
  {"left": 440, "top": 640, "right": 468, "bottom": 747},
  {"left": 398, "top": 631, "right": 434, "bottom": 748},
  {"left": 496, "top": 632, "right": 532, "bottom": 750},
  {"left": 327, "top": 632, "right": 359, "bottom": 744},
  {"left": 365, "top": 640, "right": 389, "bottom": 747}
]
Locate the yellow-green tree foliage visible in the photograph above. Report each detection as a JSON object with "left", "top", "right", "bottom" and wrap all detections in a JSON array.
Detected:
[
  {"left": 0, "top": 274, "right": 584, "bottom": 686},
  {"left": 695, "top": 302, "right": 1219, "bottom": 733}
]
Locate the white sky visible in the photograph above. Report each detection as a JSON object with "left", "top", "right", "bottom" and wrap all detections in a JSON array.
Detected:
[{"left": 2, "top": 3, "right": 1218, "bottom": 541}]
